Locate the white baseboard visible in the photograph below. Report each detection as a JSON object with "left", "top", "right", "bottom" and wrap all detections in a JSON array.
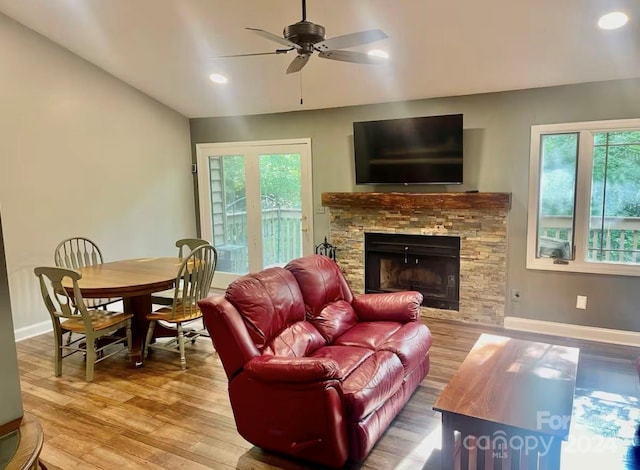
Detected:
[
  {"left": 504, "top": 317, "right": 640, "bottom": 347},
  {"left": 14, "top": 320, "right": 52, "bottom": 342}
]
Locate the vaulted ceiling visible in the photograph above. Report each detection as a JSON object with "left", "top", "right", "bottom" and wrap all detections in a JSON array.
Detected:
[{"left": 2, "top": 0, "right": 639, "bottom": 118}]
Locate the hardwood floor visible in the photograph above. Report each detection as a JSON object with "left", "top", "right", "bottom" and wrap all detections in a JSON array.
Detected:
[{"left": 15, "top": 318, "right": 640, "bottom": 469}]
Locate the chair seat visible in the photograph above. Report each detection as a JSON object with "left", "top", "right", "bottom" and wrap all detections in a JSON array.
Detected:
[
  {"left": 146, "top": 305, "right": 202, "bottom": 323},
  {"left": 61, "top": 310, "right": 133, "bottom": 333}
]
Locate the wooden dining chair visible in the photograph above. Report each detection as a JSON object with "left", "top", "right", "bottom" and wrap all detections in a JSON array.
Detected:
[
  {"left": 54, "top": 237, "right": 121, "bottom": 309},
  {"left": 54, "top": 236, "right": 122, "bottom": 348},
  {"left": 151, "top": 238, "right": 210, "bottom": 306},
  {"left": 34, "top": 266, "right": 133, "bottom": 381},
  {"left": 144, "top": 244, "right": 217, "bottom": 370}
]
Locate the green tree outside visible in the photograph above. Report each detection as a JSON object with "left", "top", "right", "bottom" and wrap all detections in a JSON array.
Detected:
[
  {"left": 222, "top": 154, "right": 301, "bottom": 211},
  {"left": 540, "top": 131, "right": 640, "bottom": 217}
]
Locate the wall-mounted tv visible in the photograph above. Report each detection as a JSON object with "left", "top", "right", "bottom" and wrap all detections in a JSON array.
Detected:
[{"left": 353, "top": 114, "right": 463, "bottom": 185}]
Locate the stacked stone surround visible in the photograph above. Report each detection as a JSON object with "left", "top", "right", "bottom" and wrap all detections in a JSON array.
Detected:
[{"left": 323, "top": 193, "right": 510, "bottom": 326}]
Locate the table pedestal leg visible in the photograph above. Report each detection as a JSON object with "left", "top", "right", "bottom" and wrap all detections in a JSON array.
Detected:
[{"left": 123, "top": 295, "right": 152, "bottom": 367}]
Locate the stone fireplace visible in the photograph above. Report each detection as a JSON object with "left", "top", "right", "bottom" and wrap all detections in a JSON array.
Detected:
[{"left": 322, "top": 192, "right": 510, "bottom": 325}]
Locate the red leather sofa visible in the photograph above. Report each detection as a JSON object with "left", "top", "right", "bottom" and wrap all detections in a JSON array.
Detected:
[{"left": 198, "top": 255, "right": 432, "bottom": 468}]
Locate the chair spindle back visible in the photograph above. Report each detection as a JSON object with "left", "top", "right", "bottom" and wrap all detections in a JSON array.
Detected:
[
  {"left": 175, "top": 238, "right": 209, "bottom": 259},
  {"left": 172, "top": 244, "right": 217, "bottom": 318},
  {"left": 54, "top": 237, "right": 104, "bottom": 269},
  {"left": 34, "top": 267, "right": 92, "bottom": 330}
]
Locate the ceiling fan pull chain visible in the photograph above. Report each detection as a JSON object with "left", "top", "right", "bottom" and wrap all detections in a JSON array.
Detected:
[{"left": 299, "top": 72, "right": 304, "bottom": 105}]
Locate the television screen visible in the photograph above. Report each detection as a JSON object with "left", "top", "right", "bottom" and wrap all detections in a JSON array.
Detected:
[{"left": 353, "top": 114, "right": 463, "bottom": 185}]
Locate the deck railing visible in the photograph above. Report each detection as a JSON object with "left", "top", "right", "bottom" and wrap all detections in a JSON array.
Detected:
[
  {"left": 539, "top": 215, "right": 640, "bottom": 262},
  {"left": 217, "top": 208, "right": 302, "bottom": 272}
]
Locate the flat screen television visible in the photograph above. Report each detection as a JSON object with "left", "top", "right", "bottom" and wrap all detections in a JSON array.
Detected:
[{"left": 353, "top": 114, "right": 463, "bottom": 185}]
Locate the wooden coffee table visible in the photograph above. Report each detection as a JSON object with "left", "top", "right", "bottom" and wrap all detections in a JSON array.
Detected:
[{"left": 433, "top": 334, "right": 579, "bottom": 470}]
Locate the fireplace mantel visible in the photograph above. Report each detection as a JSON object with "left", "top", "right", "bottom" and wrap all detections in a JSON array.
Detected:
[{"left": 322, "top": 192, "right": 511, "bottom": 211}]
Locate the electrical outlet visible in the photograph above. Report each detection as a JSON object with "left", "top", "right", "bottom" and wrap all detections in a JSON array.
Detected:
[
  {"left": 576, "top": 295, "right": 587, "bottom": 310},
  {"left": 511, "top": 289, "right": 520, "bottom": 302},
  {"left": 315, "top": 206, "right": 325, "bottom": 214}
]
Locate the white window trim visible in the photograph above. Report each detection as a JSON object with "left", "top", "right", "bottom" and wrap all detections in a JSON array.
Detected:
[{"left": 527, "top": 118, "right": 640, "bottom": 276}]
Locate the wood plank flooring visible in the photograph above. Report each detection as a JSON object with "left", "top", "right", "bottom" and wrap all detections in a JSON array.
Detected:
[{"left": 14, "top": 318, "right": 640, "bottom": 469}]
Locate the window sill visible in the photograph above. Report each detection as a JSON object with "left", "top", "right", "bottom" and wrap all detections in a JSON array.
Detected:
[{"left": 526, "top": 258, "right": 640, "bottom": 277}]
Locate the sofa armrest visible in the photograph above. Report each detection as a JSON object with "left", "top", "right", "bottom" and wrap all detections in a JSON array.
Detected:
[
  {"left": 198, "top": 295, "right": 260, "bottom": 380},
  {"left": 352, "top": 291, "right": 423, "bottom": 323},
  {"left": 244, "top": 356, "right": 341, "bottom": 383}
]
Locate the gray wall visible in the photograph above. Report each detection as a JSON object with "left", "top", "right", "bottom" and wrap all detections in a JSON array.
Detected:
[
  {"left": 0, "top": 213, "right": 23, "bottom": 432},
  {"left": 190, "top": 78, "right": 640, "bottom": 332},
  {"left": 1, "top": 13, "right": 195, "bottom": 336}
]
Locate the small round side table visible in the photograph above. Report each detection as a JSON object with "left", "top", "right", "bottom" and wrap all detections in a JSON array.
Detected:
[{"left": 0, "top": 413, "right": 45, "bottom": 470}]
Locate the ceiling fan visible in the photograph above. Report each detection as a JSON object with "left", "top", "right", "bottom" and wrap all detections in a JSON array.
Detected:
[{"left": 213, "top": 0, "right": 389, "bottom": 74}]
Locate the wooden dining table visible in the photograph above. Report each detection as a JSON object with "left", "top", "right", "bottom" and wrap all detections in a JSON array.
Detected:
[{"left": 62, "top": 257, "right": 184, "bottom": 367}]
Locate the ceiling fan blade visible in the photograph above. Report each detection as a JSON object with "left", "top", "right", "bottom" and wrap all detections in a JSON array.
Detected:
[
  {"left": 286, "top": 54, "right": 311, "bottom": 74},
  {"left": 315, "top": 29, "right": 388, "bottom": 51},
  {"left": 211, "top": 51, "right": 289, "bottom": 59},
  {"left": 246, "top": 28, "right": 301, "bottom": 49},
  {"left": 318, "top": 50, "right": 386, "bottom": 65}
]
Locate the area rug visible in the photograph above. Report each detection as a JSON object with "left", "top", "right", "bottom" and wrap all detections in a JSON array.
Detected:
[
  {"left": 562, "top": 387, "right": 640, "bottom": 469},
  {"left": 573, "top": 388, "right": 639, "bottom": 440}
]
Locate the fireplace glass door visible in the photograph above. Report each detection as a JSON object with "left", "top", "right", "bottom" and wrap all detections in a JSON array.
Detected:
[{"left": 365, "top": 233, "right": 460, "bottom": 310}]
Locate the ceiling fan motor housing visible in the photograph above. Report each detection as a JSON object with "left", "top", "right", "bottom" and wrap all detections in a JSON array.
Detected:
[{"left": 284, "top": 21, "right": 326, "bottom": 51}]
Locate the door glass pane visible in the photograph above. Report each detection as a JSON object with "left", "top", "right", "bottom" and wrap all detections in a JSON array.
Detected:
[
  {"left": 259, "top": 153, "right": 302, "bottom": 268},
  {"left": 536, "top": 133, "right": 578, "bottom": 260},
  {"left": 589, "top": 131, "right": 640, "bottom": 264},
  {"left": 208, "top": 155, "right": 249, "bottom": 274}
]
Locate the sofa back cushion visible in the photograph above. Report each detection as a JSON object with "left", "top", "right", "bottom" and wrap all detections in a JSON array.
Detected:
[
  {"left": 264, "top": 320, "right": 326, "bottom": 357},
  {"left": 286, "top": 255, "right": 357, "bottom": 342},
  {"left": 226, "top": 267, "right": 311, "bottom": 351}
]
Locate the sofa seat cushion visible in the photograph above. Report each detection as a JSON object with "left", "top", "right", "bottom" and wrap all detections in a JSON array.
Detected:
[
  {"left": 333, "top": 322, "right": 402, "bottom": 350},
  {"left": 342, "top": 351, "right": 404, "bottom": 421},
  {"left": 380, "top": 322, "right": 432, "bottom": 375},
  {"left": 311, "top": 345, "right": 373, "bottom": 379}
]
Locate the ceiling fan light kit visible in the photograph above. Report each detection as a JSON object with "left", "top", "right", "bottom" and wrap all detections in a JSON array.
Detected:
[
  {"left": 597, "top": 11, "right": 628, "bottom": 30},
  {"left": 214, "top": 0, "right": 389, "bottom": 74}
]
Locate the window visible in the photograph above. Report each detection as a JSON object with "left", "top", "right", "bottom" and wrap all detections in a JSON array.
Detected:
[{"left": 527, "top": 118, "right": 640, "bottom": 276}]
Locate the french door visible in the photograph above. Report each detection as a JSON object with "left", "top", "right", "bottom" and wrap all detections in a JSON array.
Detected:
[{"left": 196, "top": 139, "right": 313, "bottom": 288}]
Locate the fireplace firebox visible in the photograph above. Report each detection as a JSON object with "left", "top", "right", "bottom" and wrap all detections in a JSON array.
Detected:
[{"left": 364, "top": 233, "right": 460, "bottom": 310}]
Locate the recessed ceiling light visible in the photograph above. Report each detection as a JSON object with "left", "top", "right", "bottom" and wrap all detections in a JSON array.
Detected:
[
  {"left": 209, "top": 73, "right": 228, "bottom": 84},
  {"left": 598, "top": 11, "right": 628, "bottom": 30},
  {"left": 368, "top": 49, "right": 389, "bottom": 59}
]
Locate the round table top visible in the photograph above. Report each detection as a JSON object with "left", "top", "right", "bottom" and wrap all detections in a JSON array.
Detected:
[{"left": 62, "top": 257, "right": 182, "bottom": 298}]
